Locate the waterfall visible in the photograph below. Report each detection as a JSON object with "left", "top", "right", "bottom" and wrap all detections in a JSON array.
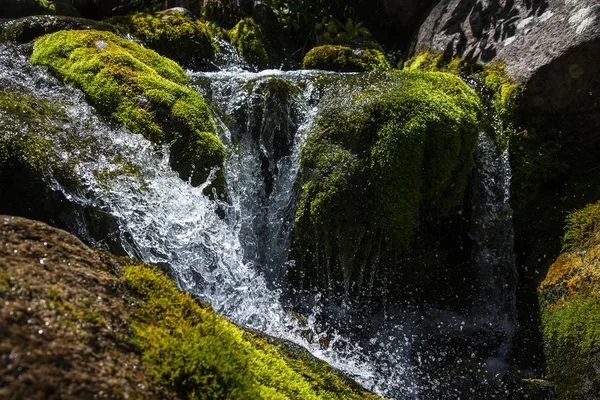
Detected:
[
  {"left": 471, "top": 133, "right": 518, "bottom": 355},
  {"left": 1, "top": 39, "right": 524, "bottom": 399},
  {"left": 0, "top": 43, "right": 417, "bottom": 399}
]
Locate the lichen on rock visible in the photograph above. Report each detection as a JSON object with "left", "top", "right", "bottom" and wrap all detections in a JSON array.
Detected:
[{"left": 30, "top": 29, "right": 226, "bottom": 194}]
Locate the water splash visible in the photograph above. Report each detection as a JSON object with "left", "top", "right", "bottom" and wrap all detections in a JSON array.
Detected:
[{"left": 0, "top": 43, "right": 417, "bottom": 398}]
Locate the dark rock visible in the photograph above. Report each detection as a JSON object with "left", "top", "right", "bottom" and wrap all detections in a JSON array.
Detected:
[
  {"left": 412, "top": 0, "right": 600, "bottom": 118},
  {"left": 383, "top": 0, "right": 438, "bottom": 41},
  {"left": 0, "top": 15, "right": 119, "bottom": 44},
  {"left": 0, "top": 0, "right": 80, "bottom": 18},
  {"left": 520, "top": 379, "right": 556, "bottom": 400}
]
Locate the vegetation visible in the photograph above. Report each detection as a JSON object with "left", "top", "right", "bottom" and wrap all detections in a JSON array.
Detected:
[
  {"left": 0, "top": 15, "right": 118, "bottom": 44},
  {"left": 0, "top": 216, "right": 381, "bottom": 399},
  {"left": 30, "top": 30, "right": 226, "bottom": 194},
  {"left": 539, "top": 202, "right": 600, "bottom": 399},
  {"left": 302, "top": 45, "right": 388, "bottom": 72},
  {"left": 125, "top": 264, "right": 381, "bottom": 399},
  {"left": 228, "top": 18, "right": 270, "bottom": 68},
  {"left": 107, "top": 10, "right": 217, "bottom": 68},
  {"left": 290, "top": 70, "right": 480, "bottom": 305},
  {"left": 0, "top": 90, "right": 77, "bottom": 188},
  {"left": 562, "top": 201, "right": 600, "bottom": 251}
]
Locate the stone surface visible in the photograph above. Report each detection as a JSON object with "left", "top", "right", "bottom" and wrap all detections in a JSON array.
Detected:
[{"left": 412, "top": 0, "right": 600, "bottom": 117}]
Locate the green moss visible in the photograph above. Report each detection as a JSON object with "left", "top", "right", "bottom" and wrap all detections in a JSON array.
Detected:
[
  {"left": 30, "top": 30, "right": 226, "bottom": 194},
  {"left": 302, "top": 45, "right": 389, "bottom": 72},
  {"left": 291, "top": 70, "right": 480, "bottom": 303},
  {"left": 404, "top": 51, "right": 484, "bottom": 75},
  {"left": 562, "top": 201, "right": 600, "bottom": 251},
  {"left": 123, "top": 264, "right": 380, "bottom": 399},
  {"left": 228, "top": 18, "right": 269, "bottom": 68},
  {"left": 478, "top": 61, "right": 524, "bottom": 135},
  {"left": 0, "top": 90, "right": 78, "bottom": 187},
  {"left": 107, "top": 10, "right": 217, "bottom": 68},
  {"left": 541, "top": 294, "right": 600, "bottom": 399}
]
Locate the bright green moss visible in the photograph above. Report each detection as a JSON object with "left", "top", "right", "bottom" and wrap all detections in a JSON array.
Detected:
[
  {"left": 122, "top": 264, "right": 381, "bottom": 399},
  {"left": 229, "top": 18, "right": 269, "bottom": 67},
  {"left": 562, "top": 201, "right": 600, "bottom": 251},
  {"left": 107, "top": 10, "right": 217, "bottom": 68},
  {"left": 541, "top": 294, "right": 600, "bottom": 400},
  {"left": 404, "top": 51, "right": 484, "bottom": 75},
  {"left": 298, "top": 70, "right": 479, "bottom": 248},
  {"left": 479, "top": 61, "right": 524, "bottom": 132},
  {"left": 30, "top": 30, "right": 226, "bottom": 193},
  {"left": 291, "top": 70, "right": 480, "bottom": 302},
  {"left": 302, "top": 45, "right": 389, "bottom": 72}
]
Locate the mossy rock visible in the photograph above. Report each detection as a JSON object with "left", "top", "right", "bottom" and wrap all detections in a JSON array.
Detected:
[
  {"left": 0, "top": 0, "right": 79, "bottom": 19},
  {"left": 228, "top": 17, "right": 270, "bottom": 68},
  {"left": 0, "top": 89, "right": 79, "bottom": 224},
  {"left": 302, "top": 45, "right": 389, "bottom": 72},
  {"left": 0, "top": 15, "right": 119, "bottom": 44},
  {"left": 290, "top": 70, "right": 480, "bottom": 309},
  {"left": 107, "top": 9, "right": 217, "bottom": 69},
  {"left": 30, "top": 29, "right": 226, "bottom": 195},
  {"left": 0, "top": 215, "right": 381, "bottom": 399},
  {"left": 538, "top": 201, "right": 600, "bottom": 400}
]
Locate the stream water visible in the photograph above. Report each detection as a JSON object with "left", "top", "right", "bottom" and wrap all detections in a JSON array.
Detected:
[{"left": 0, "top": 42, "right": 518, "bottom": 399}]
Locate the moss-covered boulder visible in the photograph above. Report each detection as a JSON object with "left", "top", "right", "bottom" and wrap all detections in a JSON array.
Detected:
[
  {"left": 0, "top": 215, "right": 381, "bottom": 399},
  {"left": 108, "top": 9, "right": 216, "bottom": 69},
  {"left": 228, "top": 17, "right": 270, "bottom": 68},
  {"left": 0, "top": 88, "right": 79, "bottom": 226},
  {"left": 302, "top": 45, "right": 389, "bottom": 72},
  {"left": 0, "top": 15, "right": 119, "bottom": 44},
  {"left": 30, "top": 30, "right": 226, "bottom": 194},
  {"left": 289, "top": 70, "right": 480, "bottom": 312},
  {"left": 538, "top": 201, "right": 600, "bottom": 400}
]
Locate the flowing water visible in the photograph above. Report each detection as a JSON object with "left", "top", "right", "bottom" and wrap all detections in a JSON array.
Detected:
[{"left": 0, "top": 41, "right": 519, "bottom": 399}]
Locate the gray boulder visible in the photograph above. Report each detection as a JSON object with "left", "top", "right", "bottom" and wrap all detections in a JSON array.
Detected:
[{"left": 412, "top": 0, "right": 599, "bottom": 124}]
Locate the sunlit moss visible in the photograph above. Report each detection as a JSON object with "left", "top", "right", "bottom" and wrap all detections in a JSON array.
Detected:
[
  {"left": 30, "top": 30, "right": 226, "bottom": 194},
  {"left": 123, "top": 264, "right": 381, "bottom": 399},
  {"left": 562, "top": 201, "right": 600, "bottom": 251},
  {"left": 302, "top": 45, "right": 389, "bottom": 72},
  {"left": 291, "top": 70, "right": 480, "bottom": 301}
]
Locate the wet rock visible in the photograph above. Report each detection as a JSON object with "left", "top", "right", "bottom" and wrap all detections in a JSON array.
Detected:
[
  {"left": 0, "top": 215, "right": 382, "bottom": 400},
  {"left": 0, "top": 15, "right": 119, "bottom": 44},
  {"left": 520, "top": 379, "right": 556, "bottom": 400}
]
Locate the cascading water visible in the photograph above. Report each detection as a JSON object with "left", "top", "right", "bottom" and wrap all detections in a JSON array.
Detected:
[
  {"left": 471, "top": 132, "right": 518, "bottom": 356},
  {"left": 0, "top": 43, "right": 417, "bottom": 398},
  {"left": 1, "top": 39, "right": 524, "bottom": 399}
]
